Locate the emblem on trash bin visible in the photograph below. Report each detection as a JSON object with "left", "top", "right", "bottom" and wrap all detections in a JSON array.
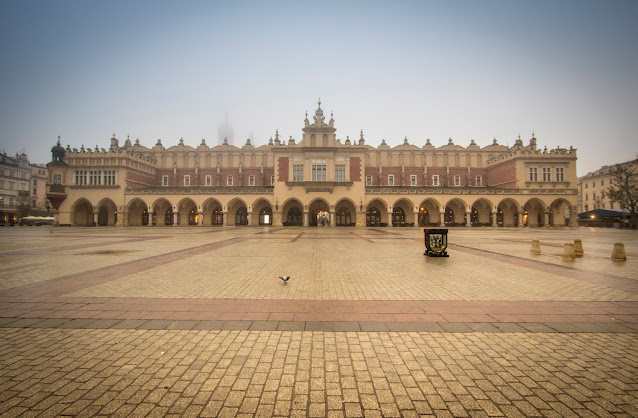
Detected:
[{"left": 424, "top": 228, "right": 449, "bottom": 257}]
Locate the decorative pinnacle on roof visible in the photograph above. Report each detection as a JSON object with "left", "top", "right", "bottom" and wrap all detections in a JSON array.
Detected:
[{"left": 318, "top": 98, "right": 321, "bottom": 108}]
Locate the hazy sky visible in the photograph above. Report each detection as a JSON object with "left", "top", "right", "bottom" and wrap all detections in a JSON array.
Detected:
[{"left": 1, "top": 1, "right": 636, "bottom": 176}]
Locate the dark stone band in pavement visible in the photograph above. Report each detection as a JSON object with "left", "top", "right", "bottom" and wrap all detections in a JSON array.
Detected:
[{"left": 1, "top": 317, "right": 637, "bottom": 332}]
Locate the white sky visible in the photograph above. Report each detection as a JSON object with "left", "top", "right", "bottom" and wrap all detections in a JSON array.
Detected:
[{"left": 1, "top": 1, "right": 637, "bottom": 175}]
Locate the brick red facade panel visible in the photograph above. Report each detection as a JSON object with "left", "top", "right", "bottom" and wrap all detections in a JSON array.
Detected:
[
  {"left": 278, "top": 157, "right": 289, "bottom": 182},
  {"left": 487, "top": 161, "right": 516, "bottom": 188},
  {"left": 364, "top": 168, "right": 378, "bottom": 185},
  {"left": 126, "top": 172, "right": 156, "bottom": 189},
  {"left": 350, "top": 158, "right": 361, "bottom": 182}
]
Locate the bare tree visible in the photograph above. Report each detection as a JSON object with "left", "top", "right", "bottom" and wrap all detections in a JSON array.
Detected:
[{"left": 608, "top": 160, "right": 638, "bottom": 229}]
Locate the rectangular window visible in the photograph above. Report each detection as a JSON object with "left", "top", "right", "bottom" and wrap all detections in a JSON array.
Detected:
[
  {"left": 53, "top": 174, "right": 61, "bottom": 185},
  {"left": 9, "top": 197, "right": 14, "bottom": 206},
  {"left": 32, "top": 188, "right": 37, "bottom": 195},
  {"left": 475, "top": 176, "right": 482, "bottom": 186},
  {"left": 271, "top": 175, "right": 275, "bottom": 186},
  {"left": 227, "top": 176, "right": 233, "bottom": 186},
  {"left": 388, "top": 175, "right": 394, "bottom": 186},
  {"left": 585, "top": 183, "right": 588, "bottom": 188},
  {"left": 432, "top": 175, "right": 439, "bottom": 186},
  {"left": 206, "top": 175, "right": 211, "bottom": 186},
  {"left": 249, "top": 175, "right": 255, "bottom": 186},
  {"left": 162, "top": 175, "right": 168, "bottom": 186},
  {"left": 454, "top": 176, "right": 460, "bottom": 186},
  {"left": 529, "top": 167, "right": 538, "bottom": 182},
  {"left": 32, "top": 200, "right": 36, "bottom": 208},
  {"left": 74, "top": 171, "right": 87, "bottom": 185},
  {"left": 542, "top": 167, "right": 551, "bottom": 182},
  {"left": 601, "top": 191, "right": 605, "bottom": 199},
  {"left": 555, "top": 167, "right": 565, "bottom": 182},
  {"left": 593, "top": 192, "right": 597, "bottom": 200},
  {"left": 335, "top": 165, "right": 346, "bottom": 182},
  {"left": 184, "top": 175, "right": 190, "bottom": 186},
  {"left": 9, "top": 182, "right": 14, "bottom": 190},
  {"left": 293, "top": 165, "right": 304, "bottom": 182},
  {"left": 585, "top": 193, "right": 588, "bottom": 201},
  {"left": 311, "top": 159, "right": 327, "bottom": 181},
  {"left": 20, "top": 183, "right": 26, "bottom": 191},
  {"left": 366, "top": 175, "right": 372, "bottom": 186},
  {"left": 410, "top": 175, "right": 417, "bottom": 186},
  {"left": 103, "top": 171, "right": 116, "bottom": 186},
  {"left": 33, "top": 179, "right": 37, "bottom": 186}
]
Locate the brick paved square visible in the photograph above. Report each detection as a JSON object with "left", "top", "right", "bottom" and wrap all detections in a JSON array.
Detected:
[{"left": 0, "top": 226, "right": 637, "bottom": 416}]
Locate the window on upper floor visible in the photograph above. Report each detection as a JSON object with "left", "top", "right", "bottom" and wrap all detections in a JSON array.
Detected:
[
  {"left": 53, "top": 174, "right": 61, "bottom": 185},
  {"left": 311, "top": 159, "right": 327, "bottom": 181},
  {"left": 585, "top": 193, "right": 588, "bottom": 201},
  {"left": 555, "top": 167, "right": 564, "bottom": 182},
  {"left": 293, "top": 165, "right": 304, "bottom": 182},
  {"left": 432, "top": 175, "right": 439, "bottom": 186},
  {"left": 335, "top": 165, "right": 346, "bottom": 182},
  {"left": 249, "top": 175, "right": 255, "bottom": 186},
  {"left": 206, "top": 175, "right": 211, "bottom": 186},
  {"left": 33, "top": 179, "right": 37, "bottom": 186},
  {"left": 542, "top": 167, "right": 551, "bottom": 182},
  {"left": 454, "top": 176, "right": 460, "bottom": 186},
  {"left": 475, "top": 176, "right": 482, "bottom": 186},
  {"left": 585, "top": 183, "right": 588, "bottom": 188},
  {"left": 366, "top": 175, "right": 372, "bottom": 186},
  {"left": 410, "top": 175, "right": 417, "bottom": 186},
  {"left": 388, "top": 175, "right": 394, "bottom": 186},
  {"left": 271, "top": 175, "right": 275, "bottom": 186},
  {"left": 162, "top": 175, "right": 168, "bottom": 186},
  {"left": 227, "top": 175, "right": 233, "bottom": 186},
  {"left": 529, "top": 167, "right": 538, "bottom": 182},
  {"left": 184, "top": 175, "right": 190, "bottom": 186}
]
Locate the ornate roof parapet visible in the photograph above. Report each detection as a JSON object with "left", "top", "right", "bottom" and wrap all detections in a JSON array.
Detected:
[
  {"left": 486, "top": 144, "right": 577, "bottom": 166},
  {"left": 423, "top": 139, "right": 435, "bottom": 150},
  {"left": 379, "top": 139, "right": 391, "bottom": 150}
]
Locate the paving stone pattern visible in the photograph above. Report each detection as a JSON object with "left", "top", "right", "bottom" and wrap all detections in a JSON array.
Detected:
[{"left": 0, "top": 226, "right": 637, "bottom": 416}]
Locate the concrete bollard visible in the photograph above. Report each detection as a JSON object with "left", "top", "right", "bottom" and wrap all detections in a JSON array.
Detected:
[
  {"left": 612, "top": 242, "right": 627, "bottom": 261},
  {"left": 530, "top": 239, "right": 541, "bottom": 255},
  {"left": 562, "top": 243, "right": 576, "bottom": 261},
  {"left": 573, "top": 239, "right": 584, "bottom": 257}
]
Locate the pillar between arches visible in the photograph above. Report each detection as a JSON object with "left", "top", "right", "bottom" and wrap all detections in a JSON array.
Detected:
[
  {"left": 544, "top": 211, "right": 550, "bottom": 228},
  {"left": 439, "top": 212, "right": 445, "bottom": 227},
  {"left": 413, "top": 212, "right": 419, "bottom": 227},
  {"left": 247, "top": 210, "right": 253, "bottom": 226},
  {"left": 492, "top": 211, "right": 497, "bottom": 228},
  {"left": 172, "top": 212, "right": 178, "bottom": 226},
  {"left": 387, "top": 211, "right": 393, "bottom": 227},
  {"left": 465, "top": 211, "right": 471, "bottom": 227},
  {"left": 518, "top": 213, "right": 523, "bottom": 228},
  {"left": 303, "top": 211, "right": 309, "bottom": 227},
  {"left": 93, "top": 212, "right": 98, "bottom": 226},
  {"left": 329, "top": 211, "right": 335, "bottom": 227}
]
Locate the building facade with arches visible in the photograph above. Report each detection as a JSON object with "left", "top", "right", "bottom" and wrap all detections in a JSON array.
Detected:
[{"left": 46, "top": 101, "right": 578, "bottom": 228}]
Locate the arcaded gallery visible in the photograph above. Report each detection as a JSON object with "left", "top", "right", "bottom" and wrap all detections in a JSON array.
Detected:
[{"left": 46, "top": 101, "right": 579, "bottom": 228}]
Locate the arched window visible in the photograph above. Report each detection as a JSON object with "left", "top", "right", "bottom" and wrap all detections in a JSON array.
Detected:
[
  {"left": 336, "top": 207, "right": 351, "bottom": 226},
  {"left": 259, "top": 207, "right": 273, "bottom": 225},
  {"left": 286, "top": 207, "right": 302, "bottom": 226},
  {"left": 392, "top": 207, "right": 405, "bottom": 226},
  {"left": 236, "top": 206, "right": 248, "bottom": 225},
  {"left": 212, "top": 206, "right": 223, "bottom": 225},
  {"left": 445, "top": 207, "right": 454, "bottom": 224},
  {"left": 366, "top": 207, "right": 380, "bottom": 226}
]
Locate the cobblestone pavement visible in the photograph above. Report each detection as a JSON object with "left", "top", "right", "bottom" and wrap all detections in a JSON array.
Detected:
[{"left": 1, "top": 226, "right": 637, "bottom": 416}]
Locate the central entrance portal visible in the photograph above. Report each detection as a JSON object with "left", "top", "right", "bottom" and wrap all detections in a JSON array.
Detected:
[{"left": 309, "top": 199, "right": 330, "bottom": 227}]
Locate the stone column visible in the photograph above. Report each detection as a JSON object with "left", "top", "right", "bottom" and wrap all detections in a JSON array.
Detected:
[
  {"left": 440, "top": 212, "right": 445, "bottom": 227},
  {"left": 387, "top": 210, "right": 393, "bottom": 227},
  {"left": 492, "top": 211, "right": 497, "bottom": 228},
  {"left": 329, "top": 211, "right": 335, "bottom": 227},
  {"left": 198, "top": 211, "right": 203, "bottom": 226},
  {"left": 303, "top": 211, "right": 309, "bottom": 227},
  {"left": 518, "top": 213, "right": 523, "bottom": 228},
  {"left": 544, "top": 211, "right": 550, "bottom": 228},
  {"left": 223, "top": 210, "right": 229, "bottom": 226},
  {"left": 172, "top": 212, "right": 178, "bottom": 226},
  {"left": 466, "top": 211, "right": 471, "bottom": 227},
  {"left": 93, "top": 212, "right": 98, "bottom": 226},
  {"left": 414, "top": 212, "right": 419, "bottom": 227},
  {"left": 247, "top": 210, "right": 253, "bottom": 226}
]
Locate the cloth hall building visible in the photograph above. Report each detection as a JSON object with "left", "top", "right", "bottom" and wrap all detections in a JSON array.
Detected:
[{"left": 46, "top": 101, "right": 578, "bottom": 228}]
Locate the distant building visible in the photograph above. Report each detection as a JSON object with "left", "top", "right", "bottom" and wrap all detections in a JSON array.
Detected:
[
  {"left": 30, "top": 163, "right": 49, "bottom": 213},
  {"left": 0, "top": 152, "right": 31, "bottom": 224},
  {"left": 46, "top": 100, "right": 579, "bottom": 228},
  {"left": 577, "top": 158, "right": 638, "bottom": 213}
]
